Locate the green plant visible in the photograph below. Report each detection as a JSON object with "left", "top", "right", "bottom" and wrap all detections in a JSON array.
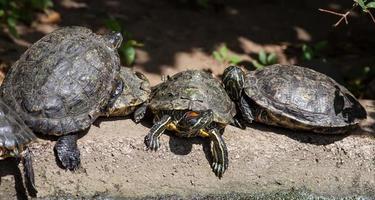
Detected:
[
  {"left": 0, "top": 0, "right": 53, "bottom": 37},
  {"left": 251, "top": 50, "right": 278, "bottom": 70},
  {"left": 301, "top": 41, "right": 328, "bottom": 61},
  {"left": 105, "top": 18, "right": 143, "bottom": 66},
  {"left": 212, "top": 44, "right": 241, "bottom": 65}
]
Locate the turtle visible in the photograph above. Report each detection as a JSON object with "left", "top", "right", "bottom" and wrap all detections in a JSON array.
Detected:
[
  {"left": 107, "top": 67, "right": 151, "bottom": 119},
  {"left": 0, "top": 98, "right": 37, "bottom": 197},
  {"left": 0, "top": 26, "right": 125, "bottom": 170},
  {"left": 222, "top": 64, "right": 367, "bottom": 133},
  {"left": 144, "top": 70, "right": 236, "bottom": 178}
]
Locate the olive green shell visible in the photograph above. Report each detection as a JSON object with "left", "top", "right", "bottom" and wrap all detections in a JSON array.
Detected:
[
  {"left": 244, "top": 64, "right": 367, "bottom": 132},
  {"left": 109, "top": 68, "right": 151, "bottom": 116},
  {"left": 150, "top": 70, "right": 236, "bottom": 125},
  {"left": 0, "top": 26, "right": 121, "bottom": 136}
]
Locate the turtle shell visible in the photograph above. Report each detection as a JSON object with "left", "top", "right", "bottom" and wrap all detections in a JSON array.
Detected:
[
  {"left": 244, "top": 64, "right": 367, "bottom": 129},
  {"left": 1, "top": 26, "right": 121, "bottom": 136},
  {"left": 150, "top": 70, "right": 236, "bottom": 125},
  {"left": 109, "top": 67, "right": 151, "bottom": 116},
  {"left": 0, "top": 98, "right": 36, "bottom": 159}
]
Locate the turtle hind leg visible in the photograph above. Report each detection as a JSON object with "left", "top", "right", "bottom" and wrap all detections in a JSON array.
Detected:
[
  {"left": 54, "top": 134, "right": 80, "bottom": 170},
  {"left": 208, "top": 128, "right": 229, "bottom": 178},
  {"left": 238, "top": 95, "right": 254, "bottom": 124},
  {"left": 23, "top": 148, "right": 37, "bottom": 197},
  {"left": 144, "top": 115, "right": 171, "bottom": 151}
]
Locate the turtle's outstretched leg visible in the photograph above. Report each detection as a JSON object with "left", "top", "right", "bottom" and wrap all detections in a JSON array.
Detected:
[
  {"left": 134, "top": 103, "right": 148, "bottom": 123},
  {"left": 144, "top": 115, "right": 171, "bottom": 151},
  {"left": 54, "top": 134, "right": 80, "bottom": 170},
  {"left": 238, "top": 95, "right": 254, "bottom": 124},
  {"left": 207, "top": 128, "right": 228, "bottom": 178},
  {"left": 22, "top": 148, "right": 37, "bottom": 197}
]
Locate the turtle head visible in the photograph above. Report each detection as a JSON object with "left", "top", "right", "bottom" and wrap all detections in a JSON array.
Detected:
[
  {"left": 177, "top": 110, "right": 214, "bottom": 133},
  {"left": 222, "top": 66, "right": 245, "bottom": 101},
  {"left": 104, "top": 32, "right": 123, "bottom": 50}
]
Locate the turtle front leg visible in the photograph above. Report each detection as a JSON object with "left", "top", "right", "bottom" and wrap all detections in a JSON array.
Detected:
[
  {"left": 238, "top": 95, "right": 254, "bottom": 124},
  {"left": 22, "top": 148, "right": 37, "bottom": 197},
  {"left": 54, "top": 134, "right": 80, "bottom": 170},
  {"left": 144, "top": 115, "right": 171, "bottom": 151},
  {"left": 205, "top": 128, "right": 229, "bottom": 178},
  {"left": 133, "top": 102, "right": 148, "bottom": 123}
]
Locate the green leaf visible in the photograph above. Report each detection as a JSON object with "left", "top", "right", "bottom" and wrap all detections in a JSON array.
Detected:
[
  {"left": 7, "top": 17, "right": 19, "bottom": 37},
  {"left": 229, "top": 55, "right": 241, "bottom": 65},
  {"left": 366, "top": 2, "right": 375, "bottom": 8},
  {"left": 127, "top": 39, "right": 143, "bottom": 47},
  {"left": 251, "top": 60, "right": 264, "bottom": 70},
  {"left": 105, "top": 18, "right": 122, "bottom": 32},
  {"left": 258, "top": 50, "right": 267, "bottom": 65},
  {"left": 356, "top": 0, "right": 368, "bottom": 11},
  {"left": 266, "top": 53, "right": 277, "bottom": 64},
  {"left": 197, "top": 0, "right": 209, "bottom": 8},
  {"left": 212, "top": 51, "right": 223, "bottom": 62},
  {"left": 302, "top": 44, "right": 314, "bottom": 61},
  {"left": 0, "top": 10, "right": 4, "bottom": 17},
  {"left": 120, "top": 46, "right": 136, "bottom": 66},
  {"left": 218, "top": 45, "right": 228, "bottom": 57},
  {"left": 314, "top": 41, "right": 328, "bottom": 51}
]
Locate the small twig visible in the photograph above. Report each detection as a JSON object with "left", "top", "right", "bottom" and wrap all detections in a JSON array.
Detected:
[
  {"left": 368, "top": 10, "right": 375, "bottom": 24},
  {"left": 319, "top": 7, "right": 354, "bottom": 27}
]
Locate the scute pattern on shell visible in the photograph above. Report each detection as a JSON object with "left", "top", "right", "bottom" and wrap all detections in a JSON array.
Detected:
[
  {"left": 0, "top": 26, "right": 121, "bottom": 135},
  {"left": 0, "top": 98, "right": 36, "bottom": 158},
  {"left": 110, "top": 67, "right": 151, "bottom": 116},
  {"left": 150, "top": 70, "right": 236, "bottom": 124},
  {"left": 244, "top": 64, "right": 367, "bottom": 128}
]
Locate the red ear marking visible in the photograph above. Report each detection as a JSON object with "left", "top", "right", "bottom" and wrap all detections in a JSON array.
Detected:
[{"left": 186, "top": 111, "right": 200, "bottom": 118}]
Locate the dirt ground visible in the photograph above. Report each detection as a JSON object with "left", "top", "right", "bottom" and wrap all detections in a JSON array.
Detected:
[{"left": 0, "top": 101, "right": 374, "bottom": 199}]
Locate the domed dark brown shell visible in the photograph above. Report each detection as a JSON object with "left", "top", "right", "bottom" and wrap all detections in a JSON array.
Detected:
[
  {"left": 0, "top": 98, "right": 36, "bottom": 158},
  {"left": 150, "top": 70, "right": 236, "bottom": 125},
  {"left": 1, "top": 26, "right": 121, "bottom": 136},
  {"left": 244, "top": 64, "right": 367, "bottom": 132}
]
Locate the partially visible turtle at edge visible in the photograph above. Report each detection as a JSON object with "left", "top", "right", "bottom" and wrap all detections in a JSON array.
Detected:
[
  {"left": 0, "top": 98, "right": 37, "bottom": 197},
  {"left": 143, "top": 70, "right": 236, "bottom": 178},
  {"left": 222, "top": 64, "right": 367, "bottom": 133},
  {"left": 0, "top": 26, "right": 127, "bottom": 170}
]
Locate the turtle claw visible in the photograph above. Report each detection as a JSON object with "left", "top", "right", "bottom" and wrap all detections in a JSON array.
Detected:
[
  {"left": 144, "top": 134, "right": 160, "bottom": 151},
  {"left": 144, "top": 115, "right": 171, "bottom": 151}
]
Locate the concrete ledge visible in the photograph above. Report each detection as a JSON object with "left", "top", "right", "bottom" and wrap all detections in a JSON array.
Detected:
[{"left": 0, "top": 101, "right": 374, "bottom": 199}]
